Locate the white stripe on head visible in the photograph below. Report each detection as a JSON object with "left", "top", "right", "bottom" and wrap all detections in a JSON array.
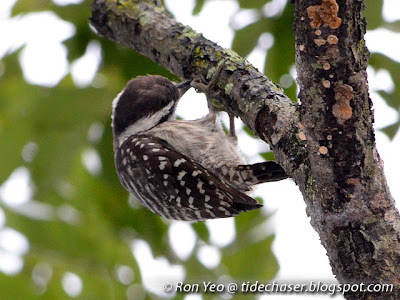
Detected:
[
  {"left": 117, "top": 101, "right": 176, "bottom": 146},
  {"left": 111, "top": 89, "right": 125, "bottom": 122}
]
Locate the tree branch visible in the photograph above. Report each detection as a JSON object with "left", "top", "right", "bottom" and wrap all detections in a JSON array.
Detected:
[
  {"left": 90, "top": 0, "right": 400, "bottom": 298},
  {"left": 90, "top": 0, "right": 306, "bottom": 175}
]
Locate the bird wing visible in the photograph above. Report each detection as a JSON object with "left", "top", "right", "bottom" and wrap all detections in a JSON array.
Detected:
[{"left": 115, "top": 134, "right": 262, "bottom": 221}]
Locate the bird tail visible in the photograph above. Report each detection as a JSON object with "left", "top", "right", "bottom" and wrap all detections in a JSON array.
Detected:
[
  {"left": 237, "top": 161, "right": 288, "bottom": 183},
  {"left": 218, "top": 161, "right": 288, "bottom": 192}
]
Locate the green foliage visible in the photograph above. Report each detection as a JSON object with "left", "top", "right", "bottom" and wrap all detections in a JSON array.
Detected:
[
  {"left": 232, "top": 17, "right": 272, "bottom": 58},
  {"left": 231, "top": 2, "right": 296, "bottom": 100},
  {"left": 192, "top": 0, "right": 205, "bottom": 15},
  {"left": 237, "top": 0, "right": 269, "bottom": 10},
  {"left": 222, "top": 235, "right": 277, "bottom": 280},
  {"left": 363, "top": 0, "right": 384, "bottom": 30},
  {"left": 369, "top": 53, "right": 400, "bottom": 139},
  {"left": 260, "top": 152, "right": 276, "bottom": 161},
  {"left": 0, "top": 1, "right": 281, "bottom": 299}
]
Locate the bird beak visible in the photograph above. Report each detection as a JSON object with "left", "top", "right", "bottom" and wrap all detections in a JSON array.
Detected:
[{"left": 175, "top": 80, "right": 192, "bottom": 98}]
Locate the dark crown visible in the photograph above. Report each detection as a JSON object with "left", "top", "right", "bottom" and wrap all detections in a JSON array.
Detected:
[{"left": 112, "top": 75, "right": 180, "bottom": 136}]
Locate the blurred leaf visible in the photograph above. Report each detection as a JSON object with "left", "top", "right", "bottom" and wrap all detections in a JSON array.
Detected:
[
  {"left": 4, "top": 202, "right": 134, "bottom": 269},
  {"left": 264, "top": 3, "right": 296, "bottom": 100},
  {"left": 0, "top": 272, "right": 43, "bottom": 299},
  {"left": 0, "top": 53, "right": 33, "bottom": 182},
  {"left": 23, "top": 254, "right": 130, "bottom": 300},
  {"left": 363, "top": 0, "right": 384, "bottom": 30},
  {"left": 3, "top": 202, "right": 140, "bottom": 298},
  {"left": 222, "top": 234, "right": 278, "bottom": 281},
  {"left": 193, "top": 0, "right": 206, "bottom": 15},
  {"left": 238, "top": 0, "right": 270, "bottom": 10},
  {"left": 191, "top": 222, "right": 210, "bottom": 242},
  {"left": 255, "top": 196, "right": 264, "bottom": 205},
  {"left": 234, "top": 207, "right": 267, "bottom": 240},
  {"left": 369, "top": 53, "right": 400, "bottom": 138},
  {"left": 370, "top": 53, "right": 400, "bottom": 110},
  {"left": 243, "top": 125, "right": 257, "bottom": 139},
  {"left": 260, "top": 151, "right": 276, "bottom": 161},
  {"left": 19, "top": 79, "right": 115, "bottom": 205},
  {"left": 381, "top": 120, "right": 400, "bottom": 140},
  {"left": 184, "top": 255, "right": 218, "bottom": 282},
  {"left": 64, "top": 23, "right": 93, "bottom": 62},
  {"left": 232, "top": 2, "right": 296, "bottom": 100},
  {"left": 384, "top": 20, "right": 400, "bottom": 32},
  {"left": 94, "top": 122, "right": 120, "bottom": 187},
  {"left": 377, "top": 90, "right": 400, "bottom": 111},
  {"left": 232, "top": 17, "right": 270, "bottom": 58},
  {"left": 69, "top": 159, "right": 170, "bottom": 258},
  {"left": 12, "top": 0, "right": 54, "bottom": 15}
]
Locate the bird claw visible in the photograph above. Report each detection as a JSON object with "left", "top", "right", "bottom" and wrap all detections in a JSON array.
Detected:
[
  {"left": 190, "top": 58, "right": 229, "bottom": 112},
  {"left": 190, "top": 58, "right": 237, "bottom": 139},
  {"left": 190, "top": 74, "right": 208, "bottom": 94}
]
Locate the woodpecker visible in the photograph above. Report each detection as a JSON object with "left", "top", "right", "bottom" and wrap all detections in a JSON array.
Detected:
[{"left": 112, "top": 74, "right": 287, "bottom": 221}]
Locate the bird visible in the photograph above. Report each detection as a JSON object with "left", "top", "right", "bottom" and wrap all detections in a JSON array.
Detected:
[{"left": 111, "top": 73, "right": 288, "bottom": 221}]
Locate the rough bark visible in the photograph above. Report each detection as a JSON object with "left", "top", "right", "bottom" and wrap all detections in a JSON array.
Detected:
[
  {"left": 293, "top": 1, "right": 400, "bottom": 299},
  {"left": 90, "top": 0, "right": 400, "bottom": 298}
]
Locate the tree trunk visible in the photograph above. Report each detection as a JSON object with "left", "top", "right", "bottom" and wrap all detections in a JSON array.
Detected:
[{"left": 90, "top": 0, "right": 400, "bottom": 298}]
